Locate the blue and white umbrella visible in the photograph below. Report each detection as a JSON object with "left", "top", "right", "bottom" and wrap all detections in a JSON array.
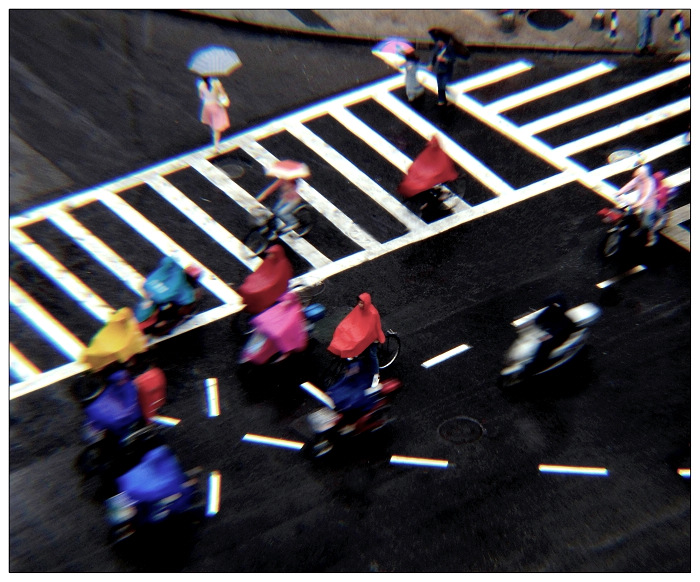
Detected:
[{"left": 188, "top": 45, "right": 242, "bottom": 77}]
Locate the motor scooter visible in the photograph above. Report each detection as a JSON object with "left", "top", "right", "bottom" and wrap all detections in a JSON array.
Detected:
[
  {"left": 76, "top": 367, "right": 167, "bottom": 476},
  {"left": 104, "top": 438, "right": 205, "bottom": 545},
  {"left": 598, "top": 169, "right": 678, "bottom": 258},
  {"left": 304, "top": 362, "right": 402, "bottom": 458},
  {"left": 134, "top": 257, "right": 203, "bottom": 336},
  {"left": 239, "top": 291, "right": 325, "bottom": 365},
  {"left": 500, "top": 302, "right": 601, "bottom": 388}
]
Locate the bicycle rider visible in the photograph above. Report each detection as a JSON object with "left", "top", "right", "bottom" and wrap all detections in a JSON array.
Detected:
[
  {"left": 256, "top": 177, "right": 303, "bottom": 234},
  {"left": 328, "top": 293, "right": 386, "bottom": 389}
]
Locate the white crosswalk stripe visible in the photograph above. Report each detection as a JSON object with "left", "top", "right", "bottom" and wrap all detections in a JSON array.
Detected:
[
  {"left": 10, "top": 227, "right": 114, "bottom": 322},
  {"left": 485, "top": 61, "right": 616, "bottom": 114},
  {"left": 48, "top": 208, "right": 147, "bottom": 297},
  {"left": 9, "top": 56, "right": 690, "bottom": 396}
]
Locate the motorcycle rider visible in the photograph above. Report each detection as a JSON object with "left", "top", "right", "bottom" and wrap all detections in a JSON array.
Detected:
[
  {"left": 531, "top": 294, "right": 577, "bottom": 369},
  {"left": 615, "top": 163, "right": 658, "bottom": 247},
  {"left": 328, "top": 293, "right": 385, "bottom": 388}
]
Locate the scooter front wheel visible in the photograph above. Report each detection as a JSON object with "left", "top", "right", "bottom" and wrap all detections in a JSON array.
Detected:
[
  {"left": 243, "top": 227, "right": 270, "bottom": 258},
  {"left": 292, "top": 205, "right": 313, "bottom": 237},
  {"left": 378, "top": 331, "right": 400, "bottom": 369},
  {"left": 71, "top": 373, "right": 106, "bottom": 405}
]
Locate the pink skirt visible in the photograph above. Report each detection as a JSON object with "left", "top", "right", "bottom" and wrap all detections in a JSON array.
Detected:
[{"left": 201, "top": 102, "right": 230, "bottom": 132}]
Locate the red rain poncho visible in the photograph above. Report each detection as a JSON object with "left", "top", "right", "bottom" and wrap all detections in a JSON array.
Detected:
[
  {"left": 237, "top": 245, "right": 293, "bottom": 314},
  {"left": 397, "top": 136, "right": 458, "bottom": 198},
  {"left": 328, "top": 293, "right": 386, "bottom": 358}
]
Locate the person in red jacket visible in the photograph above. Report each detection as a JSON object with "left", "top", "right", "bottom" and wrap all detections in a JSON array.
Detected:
[{"left": 328, "top": 293, "right": 385, "bottom": 386}]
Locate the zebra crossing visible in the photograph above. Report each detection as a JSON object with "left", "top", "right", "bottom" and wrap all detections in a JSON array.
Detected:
[{"left": 9, "top": 57, "right": 690, "bottom": 397}]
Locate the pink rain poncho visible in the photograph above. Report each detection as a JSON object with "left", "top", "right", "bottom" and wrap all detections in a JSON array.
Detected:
[{"left": 250, "top": 292, "right": 308, "bottom": 355}]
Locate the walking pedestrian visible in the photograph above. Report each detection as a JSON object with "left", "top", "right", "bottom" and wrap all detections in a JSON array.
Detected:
[
  {"left": 402, "top": 47, "right": 424, "bottom": 103},
  {"left": 197, "top": 76, "right": 230, "bottom": 150},
  {"left": 636, "top": 10, "right": 663, "bottom": 55},
  {"left": 428, "top": 35, "right": 456, "bottom": 106}
]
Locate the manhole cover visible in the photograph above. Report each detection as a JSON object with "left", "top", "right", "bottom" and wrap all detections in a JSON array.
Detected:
[
  {"left": 607, "top": 149, "right": 640, "bottom": 165},
  {"left": 438, "top": 417, "right": 485, "bottom": 444},
  {"left": 220, "top": 162, "right": 245, "bottom": 179},
  {"left": 527, "top": 10, "right": 572, "bottom": 31}
]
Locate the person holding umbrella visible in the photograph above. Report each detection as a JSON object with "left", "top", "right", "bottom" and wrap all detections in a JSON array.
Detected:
[
  {"left": 188, "top": 45, "right": 241, "bottom": 150},
  {"left": 428, "top": 30, "right": 457, "bottom": 106},
  {"left": 257, "top": 160, "right": 310, "bottom": 234}
]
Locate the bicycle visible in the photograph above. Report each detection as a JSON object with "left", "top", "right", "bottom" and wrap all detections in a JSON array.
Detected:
[
  {"left": 322, "top": 329, "right": 401, "bottom": 388},
  {"left": 243, "top": 204, "right": 314, "bottom": 258}
]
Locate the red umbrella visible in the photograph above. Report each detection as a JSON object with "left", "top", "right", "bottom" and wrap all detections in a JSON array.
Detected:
[{"left": 265, "top": 160, "right": 310, "bottom": 180}]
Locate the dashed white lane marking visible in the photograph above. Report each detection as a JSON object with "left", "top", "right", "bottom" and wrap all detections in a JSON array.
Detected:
[
  {"left": 9, "top": 343, "right": 41, "bottom": 382},
  {"left": 373, "top": 90, "right": 516, "bottom": 197},
  {"left": 421, "top": 344, "right": 471, "bottom": 368},
  {"left": 98, "top": 189, "right": 242, "bottom": 305},
  {"left": 485, "top": 61, "right": 616, "bottom": 114},
  {"left": 241, "top": 434, "right": 305, "bottom": 450},
  {"left": 538, "top": 464, "right": 609, "bottom": 476},
  {"left": 206, "top": 471, "right": 221, "bottom": 516},
  {"left": 205, "top": 378, "right": 220, "bottom": 417},
  {"left": 10, "top": 227, "right": 114, "bottom": 322},
  {"left": 596, "top": 265, "right": 647, "bottom": 289},
  {"left": 300, "top": 382, "right": 336, "bottom": 409},
  {"left": 285, "top": 119, "right": 426, "bottom": 231},
  {"left": 390, "top": 455, "right": 450, "bottom": 468},
  {"left": 238, "top": 136, "right": 381, "bottom": 254},
  {"left": 48, "top": 208, "right": 146, "bottom": 297},
  {"left": 9, "top": 279, "right": 85, "bottom": 360},
  {"left": 554, "top": 98, "right": 690, "bottom": 158},
  {"left": 143, "top": 172, "right": 261, "bottom": 271},
  {"left": 522, "top": 62, "right": 690, "bottom": 135},
  {"left": 151, "top": 415, "right": 181, "bottom": 426}
]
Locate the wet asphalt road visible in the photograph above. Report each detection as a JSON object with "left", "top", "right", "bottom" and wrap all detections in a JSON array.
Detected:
[{"left": 9, "top": 10, "right": 691, "bottom": 572}]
